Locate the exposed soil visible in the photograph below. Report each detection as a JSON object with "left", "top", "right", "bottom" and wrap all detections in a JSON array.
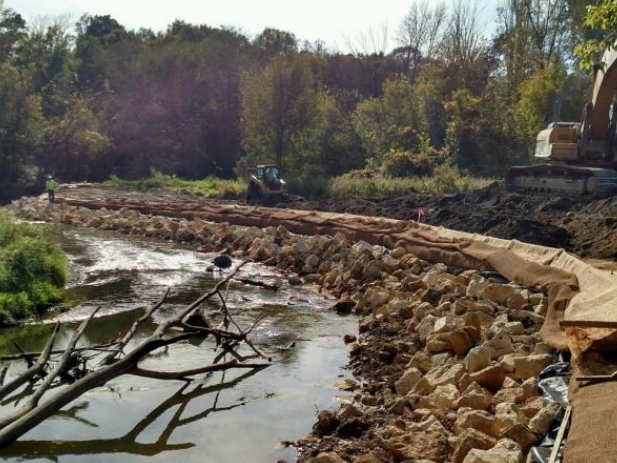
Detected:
[
  {"left": 284, "top": 182, "right": 617, "bottom": 260},
  {"left": 49, "top": 183, "right": 617, "bottom": 260}
]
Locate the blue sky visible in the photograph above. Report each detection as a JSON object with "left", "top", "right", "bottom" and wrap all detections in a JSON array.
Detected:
[{"left": 6, "top": 0, "right": 500, "bottom": 51}]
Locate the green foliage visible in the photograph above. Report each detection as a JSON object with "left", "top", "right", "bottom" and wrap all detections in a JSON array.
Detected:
[
  {"left": 381, "top": 151, "right": 433, "bottom": 178},
  {"left": 102, "top": 171, "right": 246, "bottom": 199},
  {"left": 329, "top": 166, "right": 493, "bottom": 197},
  {"left": 0, "top": 1, "right": 600, "bottom": 199},
  {"left": 444, "top": 84, "right": 526, "bottom": 173},
  {"left": 575, "top": 0, "right": 617, "bottom": 69},
  {"left": 241, "top": 54, "right": 362, "bottom": 178},
  {"left": 43, "top": 95, "right": 111, "bottom": 180},
  {"left": 515, "top": 64, "right": 565, "bottom": 145},
  {"left": 0, "top": 62, "right": 45, "bottom": 186},
  {"left": 287, "top": 173, "right": 331, "bottom": 199},
  {"left": 0, "top": 212, "right": 68, "bottom": 320},
  {"left": 353, "top": 75, "right": 419, "bottom": 163}
]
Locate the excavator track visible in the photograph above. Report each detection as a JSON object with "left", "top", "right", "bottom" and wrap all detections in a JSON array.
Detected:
[{"left": 506, "top": 164, "right": 617, "bottom": 197}]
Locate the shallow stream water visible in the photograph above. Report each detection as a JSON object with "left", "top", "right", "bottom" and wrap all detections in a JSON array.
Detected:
[{"left": 0, "top": 226, "right": 357, "bottom": 463}]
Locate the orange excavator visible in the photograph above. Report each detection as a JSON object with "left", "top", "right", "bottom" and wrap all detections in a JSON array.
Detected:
[{"left": 506, "top": 47, "right": 617, "bottom": 196}]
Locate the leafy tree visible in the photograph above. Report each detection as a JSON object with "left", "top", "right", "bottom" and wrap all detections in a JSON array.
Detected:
[
  {"left": 43, "top": 95, "right": 111, "bottom": 180},
  {"left": 0, "top": 1, "right": 25, "bottom": 63},
  {"left": 353, "top": 75, "right": 420, "bottom": 163},
  {"left": 253, "top": 27, "right": 298, "bottom": 61},
  {"left": 575, "top": 0, "right": 617, "bottom": 69},
  {"left": 0, "top": 63, "right": 44, "bottom": 187},
  {"left": 515, "top": 63, "right": 565, "bottom": 145},
  {"left": 495, "top": 0, "right": 576, "bottom": 91},
  {"left": 445, "top": 84, "right": 525, "bottom": 173},
  {"left": 241, "top": 53, "right": 317, "bottom": 169}
]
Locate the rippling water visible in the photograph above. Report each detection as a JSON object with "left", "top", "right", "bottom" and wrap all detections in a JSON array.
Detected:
[{"left": 0, "top": 226, "right": 357, "bottom": 463}]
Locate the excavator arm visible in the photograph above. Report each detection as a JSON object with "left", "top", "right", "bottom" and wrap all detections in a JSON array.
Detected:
[{"left": 579, "top": 47, "right": 617, "bottom": 162}]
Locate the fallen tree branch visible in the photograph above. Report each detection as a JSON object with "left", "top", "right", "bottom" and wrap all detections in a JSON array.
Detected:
[
  {"left": 0, "top": 324, "right": 60, "bottom": 401},
  {"left": 235, "top": 278, "right": 279, "bottom": 291},
  {"left": 0, "top": 309, "right": 100, "bottom": 430},
  {"left": 132, "top": 360, "right": 269, "bottom": 381},
  {"left": 0, "top": 261, "right": 270, "bottom": 449},
  {"left": 99, "top": 288, "right": 170, "bottom": 366},
  {"left": 0, "top": 341, "right": 120, "bottom": 362}
]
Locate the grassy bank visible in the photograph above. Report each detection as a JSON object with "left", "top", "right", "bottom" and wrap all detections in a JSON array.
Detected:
[
  {"left": 100, "top": 167, "right": 493, "bottom": 200},
  {"left": 102, "top": 172, "right": 246, "bottom": 199},
  {"left": 0, "top": 212, "right": 68, "bottom": 321}
]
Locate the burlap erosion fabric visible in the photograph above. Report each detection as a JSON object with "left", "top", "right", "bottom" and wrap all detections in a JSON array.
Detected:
[
  {"left": 62, "top": 197, "right": 589, "bottom": 350},
  {"left": 564, "top": 380, "right": 617, "bottom": 463}
]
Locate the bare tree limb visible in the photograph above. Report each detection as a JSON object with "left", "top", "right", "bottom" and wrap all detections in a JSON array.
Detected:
[
  {"left": 99, "top": 288, "right": 170, "bottom": 366},
  {"left": 0, "top": 324, "right": 60, "bottom": 401},
  {"left": 132, "top": 360, "right": 269, "bottom": 381},
  {"left": 0, "top": 309, "right": 100, "bottom": 430},
  {"left": 0, "top": 262, "right": 270, "bottom": 449},
  {"left": 0, "top": 341, "right": 120, "bottom": 361}
]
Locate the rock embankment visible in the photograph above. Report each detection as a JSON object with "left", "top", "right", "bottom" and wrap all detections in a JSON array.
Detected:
[{"left": 9, "top": 198, "right": 558, "bottom": 463}]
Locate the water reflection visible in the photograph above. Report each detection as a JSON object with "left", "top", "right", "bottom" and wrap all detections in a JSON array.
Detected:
[
  {"left": 3, "top": 370, "right": 260, "bottom": 460},
  {"left": 0, "top": 226, "right": 357, "bottom": 463}
]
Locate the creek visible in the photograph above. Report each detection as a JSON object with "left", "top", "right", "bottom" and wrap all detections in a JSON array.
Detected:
[{"left": 0, "top": 225, "right": 357, "bottom": 463}]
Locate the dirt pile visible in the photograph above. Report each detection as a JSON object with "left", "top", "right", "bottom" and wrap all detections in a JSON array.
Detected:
[
  {"left": 8, "top": 197, "right": 560, "bottom": 463},
  {"left": 284, "top": 183, "right": 617, "bottom": 260}
]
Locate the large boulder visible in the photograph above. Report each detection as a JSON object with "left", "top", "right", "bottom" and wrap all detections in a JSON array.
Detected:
[
  {"left": 462, "top": 439, "right": 523, "bottom": 463},
  {"left": 455, "top": 382, "right": 493, "bottom": 410},
  {"left": 469, "top": 365, "right": 506, "bottom": 392},
  {"left": 452, "top": 428, "right": 496, "bottom": 463},
  {"left": 308, "top": 453, "right": 346, "bottom": 463},
  {"left": 513, "top": 354, "right": 553, "bottom": 379},
  {"left": 465, "top": 347, "right": 491, "bottom": 374},
  {"left": 395, "top": 367, "right": 423, "bottom": 396}
]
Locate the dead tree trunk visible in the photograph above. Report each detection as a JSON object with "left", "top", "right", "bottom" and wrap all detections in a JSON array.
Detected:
[{"left": 0, "top": 261, "right": 269, "bottom": 449}]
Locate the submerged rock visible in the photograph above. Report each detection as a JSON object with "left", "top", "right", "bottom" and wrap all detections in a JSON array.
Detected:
[{"left": 213, "top": 254, "right": 232, "bottom": 269}]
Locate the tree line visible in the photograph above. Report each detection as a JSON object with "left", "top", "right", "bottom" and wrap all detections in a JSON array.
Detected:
[{"left": 0, "top": 0, "right": 605, "bottom": 198}]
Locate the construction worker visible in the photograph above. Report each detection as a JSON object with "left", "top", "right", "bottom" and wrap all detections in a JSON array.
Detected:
[{"left": 45, "top": 175, "right": 58, "bottom": 204}]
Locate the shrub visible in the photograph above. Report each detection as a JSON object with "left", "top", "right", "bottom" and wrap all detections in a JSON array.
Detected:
[
  {"left": 381, "top": 151, "right": 433, "bottom": 178},
  {"left": 330, "top": 166, "right": 493, "bottom": 198},
  {"left": 0, "top": 212, "right": 68, "bottom": 320},
  {"left": 102, "top": 171, "right": 246, "bottom": 199},
  {"left": 288, "top": 174, "right": 331, "bottom": 199}
]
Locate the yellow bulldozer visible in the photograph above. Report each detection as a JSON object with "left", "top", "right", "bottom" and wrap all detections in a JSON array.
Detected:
[
  {"left": 506, "top": 46, "right": 617, "bottom": 196},
  {"left": 246, "top": 164, "right": 288, "bottom": 205}
]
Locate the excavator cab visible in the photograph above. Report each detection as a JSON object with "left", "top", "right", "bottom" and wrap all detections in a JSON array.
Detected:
[
  {"left": 246, "top": 164, "right": 288, "bottom": 205},
  {"left": 534, "top": 123, "right": 580, "bottom": 162}
]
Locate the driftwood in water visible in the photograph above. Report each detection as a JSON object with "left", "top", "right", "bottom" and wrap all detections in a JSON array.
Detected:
[
  {"left": 0, "top": 261, "right": 269, "bottom": 449},
  {"left": 234, "top": 277, "right": 280, "bottom": 291}
]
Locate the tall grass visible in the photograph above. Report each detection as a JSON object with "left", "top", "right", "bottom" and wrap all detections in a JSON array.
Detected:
[
  {"left": 101, "top": 167, "right": 493, "bottom": 200},
  {"left": 329, "top": 166, "right": 494, "bottom": 198},
  {"left": 102, "top": 171, "right": 246, "bottom": 199},
  {"left": 0, "top": 212, "right": 68, "bottom": 321}
]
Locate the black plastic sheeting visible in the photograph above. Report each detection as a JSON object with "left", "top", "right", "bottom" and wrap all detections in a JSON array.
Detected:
[{"left": 530, "top": 354, "right": 571, "bottom": 463}]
